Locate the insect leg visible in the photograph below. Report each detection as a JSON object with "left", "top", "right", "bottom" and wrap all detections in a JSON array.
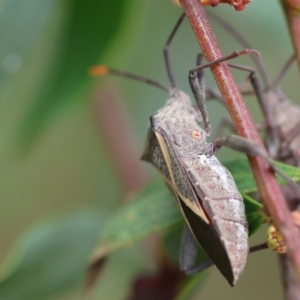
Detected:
[
  {"left": 202, "top": 61, "right": 274, "bottom": 133},
  {"left": 270, "top": 54, "right": 296, "bottom": 90},
  {"left": 163, "top": 13, "right": 185, "bottom": 88},
  {"left": 184, "top": 242, "right": 268, "bottom": 276},
  {"left": 207, "top": 11, "right": 271, "bottom": 88},
  {"left": 188, "top": 53, "right": 211, "bottom": 135},
  {"left": 179, "top": 226, "right": 200, "bottom": 273},
  {"left": 282, "top": 120, "right": 300, "bottom": 145},
  {"left": 189, "top": 49, "right": 258, "bottom": 136},
  {"left": 205, "top": 62, "right": 278, "bottom": 140},
  {"left": 227, "top": 63, "right": 277, "bottom": 133},
  {"left": 205, "top": 87, "right": 224, "bottom": 104},
  {"left": 211, "top": 135, "right": 300, "bottom": 195},
  {"left": 213, "top": 118, "right": 236, "bottom": 140},
  {"left": 185, "top": 258, "right": 213, "bottom": 276}
]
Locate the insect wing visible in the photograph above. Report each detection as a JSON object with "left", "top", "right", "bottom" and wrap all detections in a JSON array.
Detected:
[
  {"left": 158, "top": 125, "right": 248, "bottom": 285},
  {"left": 178, "top": 194, "right": 235, "bottom": 284},
  {"left": 183, "top": 155, "right": 248, "bottom": 285},
  {"left": 155, "top": 126, "right": 209, "bottom": 223}
]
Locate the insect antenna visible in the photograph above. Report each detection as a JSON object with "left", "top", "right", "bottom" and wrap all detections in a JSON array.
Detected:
[
  {"left": 163, "top": 13, "right": 185, "bottom": 88},
  {"left": 207, "top": 11, "right": 271, "bottom": 89},
  {"left": 89, "top": 65, "right": 170, "bottom": 93},
  {"left": 90, "top": 13, "right": 186, "bottom": 93},
  {"left": 270, "top": 53, "right": 296, "bottom": 90}
]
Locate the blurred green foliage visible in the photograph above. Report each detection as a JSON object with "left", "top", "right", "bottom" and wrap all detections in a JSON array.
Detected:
[
  {"left": 0, "top": 0, "right": 299, "bottom": 299},
  {"left": 0, "top": 212, "right": 103, "bottom": 300}
]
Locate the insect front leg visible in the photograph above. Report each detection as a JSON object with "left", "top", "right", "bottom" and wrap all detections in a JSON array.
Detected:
[
  {"left": 226, "top": 62, "right": 277, "bottom": 134},
  {"left": 205, "top": 62, "right": 276, "bottom": 134},
  {"left": 188, "top": 53, "right": 211, "bottom": 135},
  {"left": 189, "top": 49, "right": 258, "bottom": 136},
  {"left": 224, "top": 60, "right": 300, "bottom": 166}
]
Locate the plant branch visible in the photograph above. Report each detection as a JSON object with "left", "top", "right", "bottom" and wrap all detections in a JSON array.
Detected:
[
  {"left": 280, "top": 0, "right": 300, "bottom": 71},
  {"left": 92, "top": 86, "right": 148, "bottom": 198},
  {"left": 179, "top": 0, "right": 300, "bottom": 281}
]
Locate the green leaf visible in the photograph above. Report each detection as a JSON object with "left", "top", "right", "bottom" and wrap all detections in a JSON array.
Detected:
[
  {"left": 0, "top": 212, "right": 103, "bottom": 300},
  {"left": 243, "top": 193, "right": 264, "bottom": 236},
  {"left": 275, "top": 160, "right": 300, "bottom": 183},
  {"left": 226, "top": 156, "right": 300, "bottom": 235},
  {"left": 163, "top": 226, "right": 184, "bottom": 264},
  {"left": 17, "top": 1, "right": 134, "bottom": 147},
  {"left": 87, "top": 157, "right": 299, "bottom": 293},
  {"left": 224, "top": 157, "right": 300, "bottom": 193},
  {"left": 224, "top": 157, "right": 256, "bottom": 192},
  {"left": 163, "top": 226, "right": 209, "bottom": 299},
  {"left": 89, "top": 177, "right": 182, "bottom": 263},
  {"left": 163, "top": 225, "right": 209, "bottom": 266},
  {"left": 85, "top": 177, "right": 182, "bottom": 291},
  {"left": 174, "top": 272, "right": 207, "bottom": 300}
]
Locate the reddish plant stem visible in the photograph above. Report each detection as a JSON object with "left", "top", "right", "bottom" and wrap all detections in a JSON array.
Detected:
[
  {"left": 280, "top": 0, "right": 300, "bottom": 71},
  {"left": 278, "top": 2, "right": 300, "bottom": 294},
  {"left": 179, "top": 0, "right": 300, "bottom": 281},
  {"left": 92, "top": 86, "right": 148, "bottom": 198}
]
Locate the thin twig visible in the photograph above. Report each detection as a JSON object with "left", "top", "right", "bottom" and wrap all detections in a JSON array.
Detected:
[
  {"left": 179, "top": 0, "right": 300, "bottom": 282},
  {"left": 280, "top": 0, "right": 300, "bottom": 71}
]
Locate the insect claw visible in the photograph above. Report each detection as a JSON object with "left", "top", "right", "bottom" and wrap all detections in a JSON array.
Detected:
[
  {"left": 239, "top": 49, "right": 260, "bottom": 59},
  {"left": 205, "top": 122, "right": 212, "bottom": 136}
]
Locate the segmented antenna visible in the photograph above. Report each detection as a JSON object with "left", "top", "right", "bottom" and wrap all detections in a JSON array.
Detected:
[
  {"left": 270, "top": 53, "right": 296, "bottom": 90},
  {"left": 89, "top": 66, "right": 170, "bottom": 93},
  {"left": 89, "top": 13, "right": 187, "bottom": 93}
]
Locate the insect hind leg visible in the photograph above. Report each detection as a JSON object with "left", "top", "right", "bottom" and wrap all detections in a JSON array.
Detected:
[
  {"left": 211, "top": 134, "right": 300, "bottom": 195},
  {"left": 179, "top": 226, "right": 199, "bottom": 273}
]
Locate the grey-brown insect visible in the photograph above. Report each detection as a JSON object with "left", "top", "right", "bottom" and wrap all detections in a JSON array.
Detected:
[
  {"left": 257, "top": 57, "right": 300, "bottom": 168},
  {"left": 140, "top": 15, "right": 249, "bottom": 286},
  {"left": 206, "top": 12, "right": 300, "bottom": 297},
  {"left": 142, "top": 87, "right": 248, "bottom": 285},
  {"left": 208, "top": 12, "right": 300, "bottom": 168},
  {"left": 91, "top": 11, "right": 300, "bottom": 287},
  {"left": 90, "top": 14, "right": 255, "bottom": 286}
]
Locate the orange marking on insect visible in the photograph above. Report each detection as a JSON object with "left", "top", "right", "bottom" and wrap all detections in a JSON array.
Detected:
[
  {"left": 89, "top": 65, "right": 108, "bottom": 76},
  {"left": 192, "top": 130, "right": 201, "bottom": 139}
]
